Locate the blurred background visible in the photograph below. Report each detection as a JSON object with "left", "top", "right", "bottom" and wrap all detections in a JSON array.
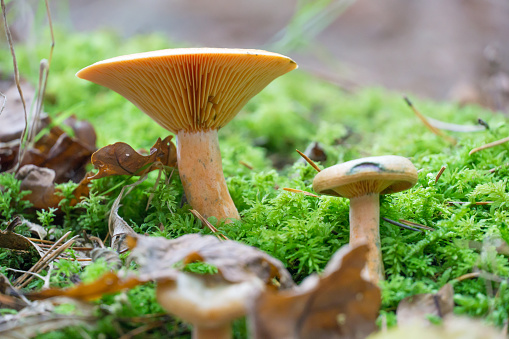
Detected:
[{"left": 4, "top": 0, "right": 509, "bottom": 110}]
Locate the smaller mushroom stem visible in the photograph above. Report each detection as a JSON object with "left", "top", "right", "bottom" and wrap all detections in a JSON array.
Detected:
[
  {"left": 349, "top": 193, "right": 384, "bottom": 284},
  {"left": 193, "top": 324, "right": 231, "bottom": 339},
  {"left": 177, "top": 130, "right": 240, "bottom": 222}
]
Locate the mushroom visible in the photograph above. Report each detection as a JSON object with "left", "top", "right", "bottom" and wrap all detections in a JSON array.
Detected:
[
  {"left": 312, "top": 155, "right": 418, "bottom": 284},
  {"left": 127, "top": 233, "right": 295, "bottom": 339},
  {"left": 76, "top": 48, "right": 297, "bottom": 221},
  {"left": 157, "top": 273, "right": 263, "bottom": 339}
]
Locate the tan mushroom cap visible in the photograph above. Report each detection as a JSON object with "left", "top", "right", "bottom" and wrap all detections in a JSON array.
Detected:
[
  {"left": 156, "top": 273, "right": 265, "bottom": 328},
  {"left": 76, "top": 48, "right": 297, "bottom": 134},
  {"left": 313, "top": 155, "right": 418, "bottom": 198}
]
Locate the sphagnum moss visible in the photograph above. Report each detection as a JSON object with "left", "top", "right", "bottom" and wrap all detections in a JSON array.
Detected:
[{"left": 1, "top": 29, "right": 509, "bottom": 337}]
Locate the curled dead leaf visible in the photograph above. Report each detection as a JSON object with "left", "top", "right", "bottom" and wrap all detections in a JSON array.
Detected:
[
  {"left": 129, "top": 233, "right": 294, "bottom": 288},
  {"left": 249, "top": 244, "right": 381, "bottom": 339},
  {"left": 369, "top": 315, "right": 502, "bottom": 339},
  {"left": 14, "top": 165, "right": 90, "bottom": 210},
  {"left": 396, "top": 283, "right": 454, "bottom": 327},
  {"left": 89, "top": 135, "right": 177, "bottom": 180}
]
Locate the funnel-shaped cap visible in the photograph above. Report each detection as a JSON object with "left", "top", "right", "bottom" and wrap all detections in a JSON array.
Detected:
[{"left": 77, "top": 48, "right": 297, "bottom": 133}]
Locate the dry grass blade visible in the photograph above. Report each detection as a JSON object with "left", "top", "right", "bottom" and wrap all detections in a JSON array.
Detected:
[
  {"left": 283, "top": 187, "right": 319, "bottom": 198},
  {"left": 295, "top": 149, "right": 321, "bottom": 172},
  {"left": 454, "top": 272, "right": 481, "bottom": 282},
  {"left": 13, "top": 231, "right": 71, "bottom": 287},
  {"left": 0, "top": 90, "right": 5, "bottom": 115},
  {"left": 1, "top": 0, "right": 28, "bottom": 172},
  {"left": 435, "top": 165, "right": 447, "bottom": 183},
  {"left": 446, "top": 201, "right": 494, "bottom": 206},
  {"left": 398, "top": 219, "right": 435, "bottom": 231},
  {"left": 118, "top": 319, "right": 166, "bottom": 339},
  {"left": 239, "top": 160, "right": 253, "bottom": 170},
  {"left": 469, "top": 136, "right": 509, "bottom": 155},
  {"left": 190, "top": 209, "right": 229, "bottom": 241},
  {"left": 381, "top": 217, "right": 423, "bottom": 232},
  {"left": 18, "top": 235, "right": 79, "bottom": 288},
  {"left": 404, "top": 96, "right": 457, "bottom": 145}
]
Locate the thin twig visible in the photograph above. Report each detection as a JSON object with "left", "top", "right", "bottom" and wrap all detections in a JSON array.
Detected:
[
  {"left": 381, "top": 217, "right": 423, "bottom": 232},
  {"left": 296, "top": 149, "right": 321, "bottom": 172},
  {"left": 403, "top": 96, "right": 456, "bottom": 145},
  {"left": 190, "top": 209, "right": 228, "bottom": 241},
  {"left": 283, "top": 187, "right": 319, "bottom": 198},
  {"left": 469, "top": 136, "right": 509, "bottom": 155},
  {"left": 2, "top": 0, "right": 28, "bottom": 172},
  {"left": 435, "top": 165, "right": 447, "bottom": 183}
]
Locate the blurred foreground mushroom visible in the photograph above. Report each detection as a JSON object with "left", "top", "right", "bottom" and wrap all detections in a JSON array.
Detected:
[
  {"left": 129, "top": 234, "right": 294, "bottom": 339},
  {"left": 77, "top": 48, "right": 297, "bottom": 221},
  {"left": 313, "top": 155, "right": 418, "bottom": 284}
]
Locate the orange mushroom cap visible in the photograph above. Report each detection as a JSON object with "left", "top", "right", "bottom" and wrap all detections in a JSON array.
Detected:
[{"left": 77, "top": 48, "right": 297, "bottom": 134}]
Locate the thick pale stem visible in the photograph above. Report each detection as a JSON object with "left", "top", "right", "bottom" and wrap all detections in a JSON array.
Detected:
[
  {"left": 349, "top": 193, "right": 384, "bottom": 284},
  {"left": 193, "top": 324, "right": 231, "bottom": 339},
  {"left": 177, "top": 130, "right": 240, "bottom": 222}
]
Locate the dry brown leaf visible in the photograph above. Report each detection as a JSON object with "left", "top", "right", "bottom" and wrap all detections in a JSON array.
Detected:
[
  {"left": 368, "top": 315, "right": 502, "bottom": 339},
  {"left": 129, "top": 233, "right": 294, "bottom": 288},
  {"left": 0, "top": 274, "right": 29, "bottom": 311},
  {"left": 0, "top": 81, "right": 42, "bottom": 143},
  {"left": 27, "top": 271, "right": 145, "bottom": 302},
  {"left": 0, "top": 217, "right": 44, "bottom": 256},
  {"left": 396, "top": 283, "right": 454, "bottom": 326},
  {"left": 249, "top": 244, "right": 381, "bottom": 339},
  {"left": 89, "top": 135, "right": 177, "bottom": 180},
  {"left": 14, "top": 164, "right": 91, "bottom": 210},
  {"left": 19, "top": 115, "right": 96, "bottom": 183}
]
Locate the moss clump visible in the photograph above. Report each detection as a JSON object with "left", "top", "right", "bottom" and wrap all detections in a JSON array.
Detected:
[{"left": 1, "top": 28, "right": 509, "bottom": 337}]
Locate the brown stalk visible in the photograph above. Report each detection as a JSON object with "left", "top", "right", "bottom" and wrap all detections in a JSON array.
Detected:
[{"left": 2, "top": 0, "right": 28, "bottom": 172}]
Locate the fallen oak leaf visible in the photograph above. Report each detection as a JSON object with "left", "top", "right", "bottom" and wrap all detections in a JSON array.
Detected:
[
  {"left": 396, "top": 283, "right": 454, "bottom": 327},
  {"left": 249, "top": 244, "right": 381, "bottom": 339},
  {"left": 89, "top": 135, "right": 177, "bottom": 180}
]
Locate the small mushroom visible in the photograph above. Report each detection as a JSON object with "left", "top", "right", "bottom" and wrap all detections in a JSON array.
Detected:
[
  {"left": 157, "top": 273, "right": 264, "bottom": 339},
  {"left": 127, "top": 233, "right": 295, "bottom": 339},
  {"left": 312, "top": 155, "right": 418, "bottom": 284},
  {"left": 77, "top": 48, "right": 297, "bottom": 222}
]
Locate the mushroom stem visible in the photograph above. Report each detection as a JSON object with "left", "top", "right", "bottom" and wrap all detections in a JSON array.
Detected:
[
  {"left": 349, "top": 193, "right": 384, "bottom": 284},
  {"left": 193, "top": 324, "right": 231, "bottom": 339},
  {"left": 177, "top": 129, "right": 240, "bottom": 222}
]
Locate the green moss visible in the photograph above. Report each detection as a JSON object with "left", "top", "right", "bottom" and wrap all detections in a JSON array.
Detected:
[{"left": 2, "top": 27, "right": 509, "bottom": 337}]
